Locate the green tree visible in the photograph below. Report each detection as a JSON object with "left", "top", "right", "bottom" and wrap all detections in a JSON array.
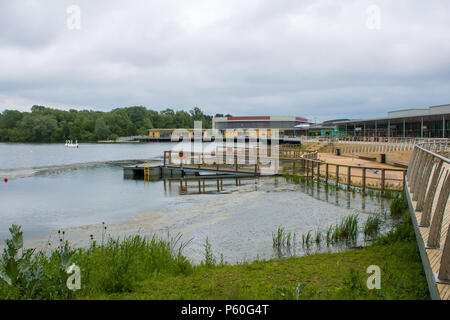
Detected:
[
  {"left": 1, "top": 110, "right": 23, "bottom": 129},
  {"left": 94, "top": 118, "right": 110, "bottom": 140},
  {"left": 0, "top": 105, "right": 214, "bottom": 142},
  {"left": 30, "top": 115, "right": 58, "bottom": 142}
]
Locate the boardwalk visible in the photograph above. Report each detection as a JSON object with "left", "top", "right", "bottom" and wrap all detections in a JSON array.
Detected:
[{"left": 406, "top": 143, "right": 450, "bottom": 300}]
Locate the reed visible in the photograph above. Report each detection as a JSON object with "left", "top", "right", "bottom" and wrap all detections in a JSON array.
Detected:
[
  {"left": 326, "top": 224, "right": 333, "bottom": 246},
  {"left": 332, "top": 214, "right": 359, "bottom": 243},
  {"left": 364, "top": 215, "right": 383, "bottom": 239},
  {"left": 301, "top": 231, "right": 313, "bottom": 248},
  {"left": 272, "top": 226, "right": 295, "bottom": 249},
  {"left": 390, "top": 193, "right": 408, "bottom": 216},
  {"left": 0, "top": 225, "right": 193, "bottom": 299}
]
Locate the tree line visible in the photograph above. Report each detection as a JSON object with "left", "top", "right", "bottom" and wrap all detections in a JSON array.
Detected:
[{"left": 0, "top": 105, "right": 232, "bottom": 143}]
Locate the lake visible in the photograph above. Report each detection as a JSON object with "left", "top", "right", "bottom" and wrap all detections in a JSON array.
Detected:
[{"left": 0, "top": 142, "right": 392, "bottom": 263}]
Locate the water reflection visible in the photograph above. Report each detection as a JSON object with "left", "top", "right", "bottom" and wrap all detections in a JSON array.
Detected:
[{"left": 137, "top": 174, "right": 394, "bottom": 220}]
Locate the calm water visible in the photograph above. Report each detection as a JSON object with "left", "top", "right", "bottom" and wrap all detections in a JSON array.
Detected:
[{"left": 0, "top": 143, "right": 392, "bottom": 263}]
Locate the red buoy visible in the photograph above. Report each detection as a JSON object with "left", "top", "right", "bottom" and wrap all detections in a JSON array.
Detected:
[
  {"left": 4, "top": 178, "right": 8, "bottom": 183},
  {"left": 178, "top": 151, "right": 184, "bottom": 158}
]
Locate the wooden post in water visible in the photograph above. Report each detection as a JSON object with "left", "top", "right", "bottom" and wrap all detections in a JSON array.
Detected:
[
  {"left": 336, "top": 165, "right": 340, "bottom": 184},
  {"left": 163, "top": 151, "right": 167, "bottom": 166},
  {"left": 292, "top": 160, "right": 296, "bottom": 173},
  {"left": 347, "top": 166, "right": 351, "bottom": 189},
  {"left": 311, "top": 161, "right": 315, "bottom": 179},
  {"left": 362, "top": 167, "right": 366, "bottom": 191},
  {"left": 381, "top": 169, "right": 385, "bottom": 192},
  {"left": 306, "top": 160, "right": 309, "bottom": 178},
  {"left": 325, "top": 163, "right": 329, "bottom": 183},
  {"left": 317, "top": 162, "right": 321, "bottom": 179}
]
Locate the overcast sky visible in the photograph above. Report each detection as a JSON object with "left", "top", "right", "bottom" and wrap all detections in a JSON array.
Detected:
[{"left": 1, "top": 0, "right": 450, "bottom": 121}]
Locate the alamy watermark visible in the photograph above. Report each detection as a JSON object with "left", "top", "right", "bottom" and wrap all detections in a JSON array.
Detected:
[
  {"left": 66, "top": 5, "right": 81, "bottom": 30},
  {"left": 366, "top": 265, "right": 381, "bottom": 289},
  {"left": 366, "top": 5, "right": 381, "bottom": 30},
  {"left": 170, "top": 121, "right": 280, "bottom": 175},
  {"left": 66, "top": 264, "right": 81, "bottom": 291}
]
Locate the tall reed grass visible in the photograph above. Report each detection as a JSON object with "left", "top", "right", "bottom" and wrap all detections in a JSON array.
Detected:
[{"left": 0, "top": 226, "right": 193, "bottom": 299}]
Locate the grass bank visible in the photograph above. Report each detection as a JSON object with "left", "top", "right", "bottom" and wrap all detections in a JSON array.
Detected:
[
  {"left": 90, "top": 210, "right": 429, "bottom": 300},
  {"left": 0, "top": 196, "right": 429, "bottom": 300}
]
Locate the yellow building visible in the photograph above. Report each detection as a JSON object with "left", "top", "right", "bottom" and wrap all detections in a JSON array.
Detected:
[{"left": 148, "top": 129, "right": 209, "bottom": 139}]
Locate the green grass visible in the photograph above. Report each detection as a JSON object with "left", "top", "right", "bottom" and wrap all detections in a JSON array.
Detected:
[
  {"left": 85, "top": 240, "right": 428, "bottom": 300},
  {"left": 0, "top": 194, "right": 429, "bottom": 300},
  {"left": 89, "top": 206, "right": 428, "bottom": 300},
  {"left": 0, "top": 229, "right": 193, "bottom": 299}
]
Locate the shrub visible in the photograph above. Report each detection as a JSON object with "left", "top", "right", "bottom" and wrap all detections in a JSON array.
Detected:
[{"left": 390, "top": 193, "right": 408, "bottom": 216}]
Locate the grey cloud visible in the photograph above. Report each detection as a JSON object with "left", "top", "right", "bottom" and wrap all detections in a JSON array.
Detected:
[{"left": 0, "top": 0, "right": 450, "bottom": 122}]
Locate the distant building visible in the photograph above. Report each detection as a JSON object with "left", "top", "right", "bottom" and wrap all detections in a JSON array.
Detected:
[
  {"left": 295, "top": 119, "right": 349, "bottom": 137},
  {"left": 343, "top": 104, "right": 450, "bottom": 138},
  {"left": 212, "top": 116, "right": 310, "bottom": 137}
]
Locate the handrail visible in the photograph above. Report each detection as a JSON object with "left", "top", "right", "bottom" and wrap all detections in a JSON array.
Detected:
[
  {"left": 415, "top": 143, "right": 450, "bottom": 164},
  {"left": 406, "top": 142, "right": 450, "bottom": 299}
]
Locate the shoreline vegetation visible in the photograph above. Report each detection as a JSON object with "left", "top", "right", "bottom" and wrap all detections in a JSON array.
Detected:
[
  {"left": 0, "top": 106, "right": 226, "bottom": 143},
  {"left": 0, "top": 193, "right": 429, "bottom": 300}
]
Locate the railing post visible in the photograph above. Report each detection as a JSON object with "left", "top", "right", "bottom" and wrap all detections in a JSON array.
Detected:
[
  {"left": 420, "top": 159, "right": 443, "bottom": 226},
  {"left": 413, "top": 154, "right": 431, "bottom": 201},
  {"left": 416, "top": 156, "right": 434, "bottom": 209},
  {"left": 411, "top": 150, "right": 426, "bottom": 194},
  {"left": 325, "top": 163, "right": 329, "bottom": 183},
  {"left": 407, "top": 147, "right": 418, "bottom": 182},
  {"left": 381, "top": 169, "right": 385, "bottom": 192},
  {"left": 438, "top": 225, "right": 450, "bottom": 281},
  {"left": 427, "top": 171, "right": 450, "bottom": 248}
]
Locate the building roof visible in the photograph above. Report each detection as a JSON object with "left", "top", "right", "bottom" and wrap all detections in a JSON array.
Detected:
[
  {"left": 213, "top": 116, "right": 310, "bottom": 122},
  {"left": 328, "top": 103, "right": 450, "bottom": 125}
]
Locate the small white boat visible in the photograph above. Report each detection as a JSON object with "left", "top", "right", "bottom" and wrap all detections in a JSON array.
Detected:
[{"left": 65, "top": 140, "right": 79, "bottom": 148}]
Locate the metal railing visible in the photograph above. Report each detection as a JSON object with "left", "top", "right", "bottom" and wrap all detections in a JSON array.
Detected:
[{"left": 406, "top": 142, "right": 450, "bottom": 295}]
